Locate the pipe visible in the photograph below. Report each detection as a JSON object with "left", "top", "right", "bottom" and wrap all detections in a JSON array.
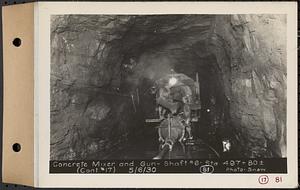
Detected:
[
  {"left": 131, "top": 94, "right": 136, "bottom": 112},
  {"left": 168, "top": 115, "right": 171, "bottom": 140},
  {"left": 153, "top": 144, "right": 170, "bottom": 160},
  {"left": 136, "top": 88, "right": 140, "bottom": 105},
  {"left": 202, "top": 141, "right": 220, "bottom": 158},
  {"left": 196, "top": 72, "right": 200, "bottom": 100}
]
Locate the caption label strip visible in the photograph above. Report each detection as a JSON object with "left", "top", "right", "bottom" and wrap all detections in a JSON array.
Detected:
[{"left": 50, "top": 158, "right": 287, "bottom": 174}]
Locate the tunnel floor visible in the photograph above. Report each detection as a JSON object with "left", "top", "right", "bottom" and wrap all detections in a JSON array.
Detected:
[
  {"left": 102, "top": 127, "right": 220, "bottom": 160},
  {"left": 107, "top": 139, "right": 219, "bottom": 160}
]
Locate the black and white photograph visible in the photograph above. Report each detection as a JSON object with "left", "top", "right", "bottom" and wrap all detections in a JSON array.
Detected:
[{"left": 50, "top": 14, "right": 287, "bottom": 167}]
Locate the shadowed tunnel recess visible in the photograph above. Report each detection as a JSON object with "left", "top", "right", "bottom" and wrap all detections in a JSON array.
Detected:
[{"left": 50, "top": 15, "right": 287, "bottom": 160}]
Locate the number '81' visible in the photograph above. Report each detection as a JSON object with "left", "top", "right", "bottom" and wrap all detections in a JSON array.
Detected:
[{"left": 199, "top": 165, "right": 214, "bottom": 173}]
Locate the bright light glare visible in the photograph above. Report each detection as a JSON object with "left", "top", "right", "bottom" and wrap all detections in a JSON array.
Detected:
[
  {"left": 169, "top": 77, "right": 177, "bottom": 86},
  {"left": 222, "top": 140, "right": 231, "bottom": 152}
]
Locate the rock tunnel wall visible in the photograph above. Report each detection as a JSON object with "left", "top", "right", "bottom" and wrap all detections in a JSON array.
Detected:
[
  {"left": 209, "top": 15, "right": 286, "bottom": 157},
  {"left": 50, "top": 15, "right": 286, "bottom": 160},
  {"left": 50, "top": 16, "right": 140, "bottom": 160}
]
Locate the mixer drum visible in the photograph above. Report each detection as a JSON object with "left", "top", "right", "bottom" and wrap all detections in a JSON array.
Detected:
[{"left": 158, "top": 116, "right": 185, "bottom": 147}]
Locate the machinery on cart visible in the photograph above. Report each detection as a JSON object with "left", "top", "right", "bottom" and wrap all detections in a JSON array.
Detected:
[{"left": 145, "top": 71, "right": 202, "bottom": 159}]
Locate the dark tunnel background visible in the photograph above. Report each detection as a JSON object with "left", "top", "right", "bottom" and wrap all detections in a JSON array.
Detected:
[{"left": 50, "top": 15, "right": 287, "bottom": 160}]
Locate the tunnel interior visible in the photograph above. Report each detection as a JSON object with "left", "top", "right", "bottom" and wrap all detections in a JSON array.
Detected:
[{"left": 50, "top": 14, "right": 287, "bottom": 160}]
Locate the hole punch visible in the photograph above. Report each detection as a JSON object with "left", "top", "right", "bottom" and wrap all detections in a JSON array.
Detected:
[
  {"left": 12, "top": 143, "right": 21, "bottom": 152},
  {"left": 12, "top": 38, "right": 22, "bottom": 47}
]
